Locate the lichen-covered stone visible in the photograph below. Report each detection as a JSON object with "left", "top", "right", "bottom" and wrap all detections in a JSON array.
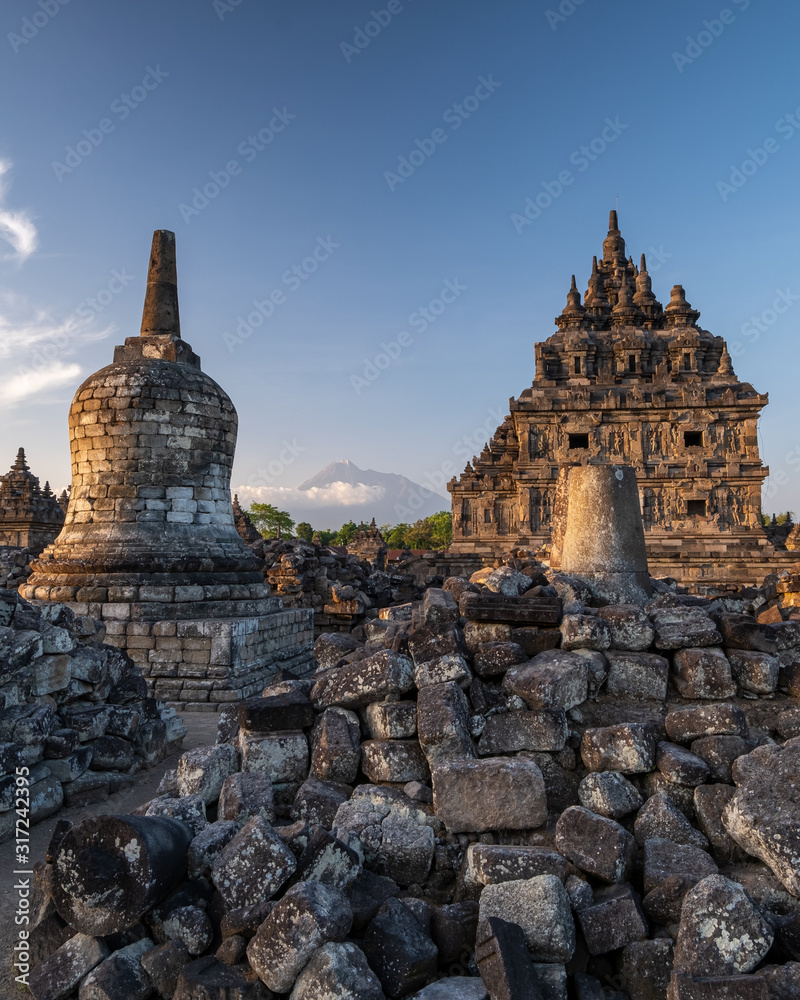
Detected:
[
  {"left": 211, "top": 815, "right": 297, "bottom": 909},
  {"left": 247, "top": 881, "right": 352, "bottom": 993},
  {"left": 432, "top": 757, "right": 547, "bottom": 833},
  {"left": 478, "top": 875, "right": 575, "bottom": 962}
]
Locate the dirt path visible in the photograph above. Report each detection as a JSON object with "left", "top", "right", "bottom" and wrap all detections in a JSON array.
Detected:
[{"left": 0, "top": 712, "right": 219, "bottom": 996}]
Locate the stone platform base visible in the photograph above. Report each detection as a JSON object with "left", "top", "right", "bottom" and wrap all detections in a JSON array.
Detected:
[
  {"left": 23, "top": 596, "right": 315, "bottom": 709},
  {"left": 104, "top": 608, "right": 315, "bottom": 708}
]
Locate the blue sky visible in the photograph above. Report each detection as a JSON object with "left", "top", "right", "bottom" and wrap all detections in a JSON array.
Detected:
[{"left": 1, "top": 0, "right": 799, "bottom": 520}]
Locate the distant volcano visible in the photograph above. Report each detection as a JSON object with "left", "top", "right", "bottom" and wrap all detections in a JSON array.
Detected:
[{"left": 237, "top": 459, "right": 449, "bottom": 530}]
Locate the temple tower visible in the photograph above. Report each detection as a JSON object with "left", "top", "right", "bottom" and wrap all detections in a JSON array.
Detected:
[
  {"left": 0, "top": 448, "right": 65, "bottom": 553},
  {"left": 22, "top": 231, "right": 313, "bottom": 704},
  {"left": 448, "top": 211, "right": 785, "bottom": 591}
]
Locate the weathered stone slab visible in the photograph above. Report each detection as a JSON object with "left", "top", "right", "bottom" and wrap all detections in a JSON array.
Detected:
[{"left": 432, "top": 757, "right": 547, "bottom": 833}]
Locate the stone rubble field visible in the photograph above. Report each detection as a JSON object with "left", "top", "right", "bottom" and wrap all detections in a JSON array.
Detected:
[
  {"left": 22, "top": 563, "right": 800, "bottom": 1000},
  {"left": 0, "top": 589, "right": 185, "bottom": 844}
]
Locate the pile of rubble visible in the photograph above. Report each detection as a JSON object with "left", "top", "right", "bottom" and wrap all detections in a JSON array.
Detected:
[
  {"left": 253, "top": 537, "right": 422, "bottom": 630},
  {"left": 0, "top": 544, "right": 32, "bottom": 590},
  {"left": 0, "top": 589, "right": 185, "bottom": 842},
  {"left": 26, "top": 567, "right": 800, "bottom": 999}
]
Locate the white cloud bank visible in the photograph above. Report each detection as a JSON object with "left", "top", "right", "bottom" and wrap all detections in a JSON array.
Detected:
[
  {"left": 236, "top": 482, "right": 386, "bottom": 508},
  {"left": 0, "top": 160, "right": 37, "bottom": 262}
]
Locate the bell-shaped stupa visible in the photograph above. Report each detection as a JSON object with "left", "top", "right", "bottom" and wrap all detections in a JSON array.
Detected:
[{"left": 22, "top": 231, "right": 313, "bottom": 704}]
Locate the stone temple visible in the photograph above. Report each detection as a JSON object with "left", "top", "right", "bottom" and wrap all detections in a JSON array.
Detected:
[
  {"left": 21, "top": 231, "right": 313, "bottom": 706},
  {"left": 448, "top": 211, "right": 797, "bottom": 590},
  {"left": 0, "top": 447, "right": 64, "bottom": 553}
]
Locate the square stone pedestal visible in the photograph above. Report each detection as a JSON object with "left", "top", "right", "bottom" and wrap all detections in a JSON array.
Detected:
[{"left": 101, "top": 608, "right": 315, "bottom": 708}]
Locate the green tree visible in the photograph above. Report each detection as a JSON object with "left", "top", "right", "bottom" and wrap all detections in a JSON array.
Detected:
[
  {"left": 427, "top": 510, "right": 452, "bottom": 549},
  {"left": 248, "top": 502, "right": 295, "bottom": 539},
  {"left": 384, "top": 523, "right": 410, "bottom": 548},
  {"left": 295, "top": 521, "right": 313, "bottom": 542},
  {"left": 333, "top": 520, "right": 359, "bottom": 545}
]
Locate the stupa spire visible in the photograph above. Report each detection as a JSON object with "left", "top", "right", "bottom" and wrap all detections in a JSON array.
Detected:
[{"left": 140, "top": 230, "right": 181, "bottom": 338}]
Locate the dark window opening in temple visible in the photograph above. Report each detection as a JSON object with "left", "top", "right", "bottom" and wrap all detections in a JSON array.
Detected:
[
  {"left": 569, "top": 433, "right": 589, "bottom": 450},
  {"left": 574, "top": 356, "right": 580, "bottom": 374},
  {"left": 483, "top": 509, "right": 491, "bottom": 523},
  {"left": 687, "top": 499, "right": 707, "bottom": 516},
  {"left": 684, "top": 431, "right": 703, "bottom": 447},
  {"left": 628, "top": 355, "right": 636, "bottom": 372},
  {"left": 682, "top": 353, "right": 691, "bottom": 370}
]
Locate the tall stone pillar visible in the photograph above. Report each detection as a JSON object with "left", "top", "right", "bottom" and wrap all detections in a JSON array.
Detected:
[{"left": 22, "top": 231, "right": 313, "bottom": 706}]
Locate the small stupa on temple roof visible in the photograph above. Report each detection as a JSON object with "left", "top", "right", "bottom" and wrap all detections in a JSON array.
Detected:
[{"left": 0, "top": 448, "right": 64, "bottom": 553}]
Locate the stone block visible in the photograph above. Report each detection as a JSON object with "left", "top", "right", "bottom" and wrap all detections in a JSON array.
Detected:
[
  {"left": 481, "top": 710, "right": 566, "bottom": 756},
  {"left": 475, "top": 916, "right": 537, "bottom": 1000},
  {"left": 362, "top": 739, "right": 429, "bottom": 784},
  {"left": 289, "top": 941, "right": 384, "bottom": 1000},
  {"left": 309, "top": 707, "right": 361, "bottom": 784},
  {"left": 555, "top": 806, "right": 636, "bottom": 882},
  {"left": 241, "top": 730, "right": 308, "bottom": 783},
  {"left": 656, "top": 742, "right": 710, "bottom": 786},
  {"left": 362, "top": 898, "right": 438, "bottom": 999},
  {"left": 598, "top": 604, "right": 655, "bottom": 650},
  {"left": 559, "top": 614, "right": 611, "bottom": 651},
  {"left": 432, "top": 757, "right": 546, "bottom": 833},
  {"left": 581, "top": 722, "right": 658, "bottom": 773},
  {"left": 176, "top": 743, "right": 239, "bottom": 803},
  {"left": 577, "top": 883, "right": 648, "bottom": 955},
  {"left": 502, "top": 649, "right": 588, "bottom": 710},
  {"left": 365, "top": 700, "right": 417, "bottom": 739},
  {"left": 728, "top": 649, "right": 779, "bottom": 694},
  {"left": 605, "top": 651, "right": 669, "bottom": 701},
  {"left": 218, "top": 772, "right": 275, "bottom": 825},
  {"left": 672, "top": 647, "right": 736, "bottom": 700},
  {"left": 417, "top": 681, "right": 474, "bottom": 768},
  {"left": 665, "top": 704, "right": 748, "bottom": 743},
  {"left": 312, "top": 649, "right": 414, "bottom": 709},
  {"left": 672, "top": 875, "right": 773, "bottom": 978},
  {"left": 478, "top": 875, "right": 575, "bottom": 962},
  {"left": 211, "top": 816, "right": 297, "bottom": 909},
  {"left": 578, "top": 771, "right": 643, "bottom": 818}
]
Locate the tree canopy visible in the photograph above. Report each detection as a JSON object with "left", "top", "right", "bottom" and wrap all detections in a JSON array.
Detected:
[{"left": 248, "top": 502, "right": 295, "bottom": 539}]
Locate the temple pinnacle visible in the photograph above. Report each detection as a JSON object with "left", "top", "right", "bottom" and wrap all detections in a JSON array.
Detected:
[{"left": 140, "top": 230, "right": 181, "bottom": 338}]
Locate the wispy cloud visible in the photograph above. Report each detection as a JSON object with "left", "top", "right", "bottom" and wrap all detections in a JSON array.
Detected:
[
  {"left": 0, "top": 361, "right": 82, "bottom": 409},
  {"left": 0, "top": 295, "right": 114, "bottom": 410},
  {"left": 0, "top": 160, "right": 37, "bottom": 262},
  {"left": 236, "top": 481, "right": 386, "bottom": 508}
]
